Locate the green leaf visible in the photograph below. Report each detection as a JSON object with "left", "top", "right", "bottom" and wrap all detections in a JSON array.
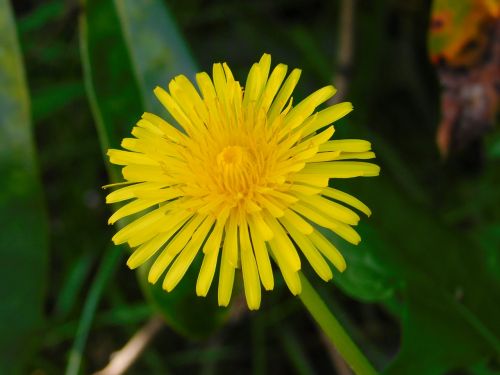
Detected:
[
  {"left": 473, "top": 223, "right": 500, "bottom": 283},
  {"left": 332, "top": 174, "right": 500, "bottom": 373},
  {"left": 113, "top": 0, "right": 198, "bottom": 116},
  {"left": 385, "top": 282, "right": 495, "bottom": 375},
  {"left": 0, "top": 0, "right": 49, "bottom": 373},
  {"left": 80, "top": 0, "right": 143, "bottom": 158},
  {"left": 80, "top": 0, "right": 228, "bottom": 343}
]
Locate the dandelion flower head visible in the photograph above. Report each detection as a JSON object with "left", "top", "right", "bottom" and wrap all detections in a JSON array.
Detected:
[{"left": 105, "top": 54, "right": 379, "bottom": 310}]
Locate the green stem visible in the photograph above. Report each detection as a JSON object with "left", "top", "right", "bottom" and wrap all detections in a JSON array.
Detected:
[
  {"left": 298, "top": 273, "right": 378, "bottom": 375},
  {"left": 65, "top": 245, "right": 123, "bottom": 375}
]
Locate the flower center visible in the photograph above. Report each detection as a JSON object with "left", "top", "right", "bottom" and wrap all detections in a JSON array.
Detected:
[
  {"left": 214, "top": 145, "right": 259, "bottom": 200},
  {"left": 217, "top": 146, "right": 245, "bottom": 167}
]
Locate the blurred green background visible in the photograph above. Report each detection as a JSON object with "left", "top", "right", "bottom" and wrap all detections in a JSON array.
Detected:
[{"left": 2, "top": 0, "right": 500, "bottom": 374}]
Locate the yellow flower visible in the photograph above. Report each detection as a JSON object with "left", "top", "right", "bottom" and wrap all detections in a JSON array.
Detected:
[{"left": 105, "top": 54, "right": 379, "bottom": 310}]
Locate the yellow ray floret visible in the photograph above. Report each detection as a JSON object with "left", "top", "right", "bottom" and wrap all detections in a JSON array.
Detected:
[{"left": 105, "top": 53, "right": 379, "bottom": 310}]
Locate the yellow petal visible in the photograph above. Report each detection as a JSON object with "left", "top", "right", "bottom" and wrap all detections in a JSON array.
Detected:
[
  {"left": 329, "top": 220, "right": 361, "bottom": 245},
  {"left": 223, "top": 213, "right": 239, "bottom": 267},
  {"left": 298, "top": 194, "right": 360, "bottom": 225},
  {"left": 127, "top": 230, "right": 175, "bottom": 269},
  {"left": 290, "top": 202, "right": 335, "bottom": 229},
  {"left": 147, "top": 249, "right": 175, "bottom": 284},
  {"left": 126, "top": 215, "right": 170, "bottom": 247},
  {"left": 308, "top": 151, "right": 341, "bottom": 163},
  {"left": 280, "top": 217, "right": 332, "bottom": 281},
  {"left": 282, "top": 209, "right": 313, "bottom": 234},
  {"left": 308, "top": 231, "right": 346, "bottom": 272},
  {"left": 248, "top": 220, "right": 274, "bottom": 290},
  {"left": 164, "top": 215, "right": 206, "bottom": 258},
  {"left": 319, "top": 139, "right": 371, "bottom": 153},
  {"left": 133, "top": 187, "right": 182, "bottom": 201},
  {"left": 302, "top": 102, "right": 353, "bottom": 135},
  {"left": 284, "top": 86, "right": 336, "bottom": 130},
  {"left": 136, "top": 118, "right": 164, "bottom": 136},
  {"left": 196, "top": 71, "right": 217, "bottom": 101},
  {"left": 147, "top": 214, "right": 204, "bottom": 283},
  {"left": 240, "top": 220, "right": 261, "bottom": 310},
  {"left": 257, "top": 62, "right": 286, "bottom": 113},
  {"left": 291, "top": 202, "right": 360, "bottom": 244},
  {"left": 196, "top": 245, "right": 220, "bottom": 297},
  {"left": 169, "top": 79, "right": 204, "bottom": 130},
  {"left": 107, "top": 149, "right": 157, "bottom": 166},
  {"left": 300, "top": 161, "right": 380, "bottom": 178},
  {"left": 267, "top": 241, "right": 302, "bottom": 295},
  {"left": 112, "top": 205, "right": 169, "bottom": 245},
  {"left": 212, "top": 63, "right": 228, "bottom": 104},
  {"left": 288, "top": 174, "right": 329, "bottom": 187},
  {"left": 154, "top": 86, "right": 195, "bottom": 134},
  {"left": 163, "top": 216, "right": 215, "bottom": 292},
  {"left": 267, "top": 190, "right": 299, "bottom": 205},
  {"left": 335, "top": 151, "right": 376, "bottom": 160},
  {"left": 268, "top": 68, "right": 301, "bottom": 123},
  {"left": 321, "top": 187, "right": 371, "bottom": 216},
  {"left": 264, "top": 215, "right": 301, "bottom": 271},
  {"left": 286, "top": 183, "right": 323, "bottom": 196},
  {"left": 243, "top": 63, "right": 262, "bottom": 107},
  {"left": 172, "top": 75, "right": 209, "bottom": 125},
  {"left": 258, "top": 53, "right": 271, "bottom": 89},
  {"left": 259, "top": 195, "right": 284, "bottom": 217},
  {"left": 105, "top": 182, "right": 165, "bottom": 203},
  {"left": 122, "top": 165, "right": 172, "bottom": 183},
  {"left": 287, "top": 126, "right": 334, "bottom": 159},
  {"left": 127, "top": 210, "right": 191, "bottom": 249},
  {"left": 108, "top": 199, "right": 163, "bottom": 224},
  {"left": 141, "top": 112, "right": 184, "bottom": 142},
  {"left": 133, "top": 122, "right": 162, "bottom": 138},
  {"left": 249, "top": 211, "right": 274, "bottom": 241},
  {"left": 204, "top": 208, "right": 230, "bottom": 254},
  {"left": 218, "top": 242, "right": 236, "bottom": 306}
]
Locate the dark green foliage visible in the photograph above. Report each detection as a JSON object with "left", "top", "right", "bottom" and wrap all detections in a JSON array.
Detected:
[{"left": 0, "top": 1, "right": 48, "bottom": 373}]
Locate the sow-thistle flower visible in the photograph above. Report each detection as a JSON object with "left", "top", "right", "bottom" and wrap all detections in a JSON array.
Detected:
[{"left": 105, "top": 54, "right": 379, "bottom": 310}]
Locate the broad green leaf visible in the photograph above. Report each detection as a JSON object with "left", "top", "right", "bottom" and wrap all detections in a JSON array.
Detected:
[
  {"left": 385, "top": 282, "right": 494, "bottom": 375},
  {"left": 81, "top": 0, "right": 228, "bottom": 342},
  {"left": 330, "top": 173, "right": 500, "bottom": 373},
  {"left": 474, "top": 223, "right": 500, "bottom": 283},
  {"left": 0, "top": 0, "right": 49, "bottom": 373},
  {"left": 80, "top": 0, "right": 142, "bottom": 157},
  {"left": 114, "top": 0, "right": 198, "bottom": 116}
]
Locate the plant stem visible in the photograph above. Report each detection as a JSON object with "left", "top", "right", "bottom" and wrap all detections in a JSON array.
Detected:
[
  {"left": 65, "top": 245, "right": 123, "bottom": 375},
  {"left": 93, "top": 315, "right": 164, "bottom": 375},
  {"left": 298, "top": 273, "right": 378, "bottom": 375}
]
